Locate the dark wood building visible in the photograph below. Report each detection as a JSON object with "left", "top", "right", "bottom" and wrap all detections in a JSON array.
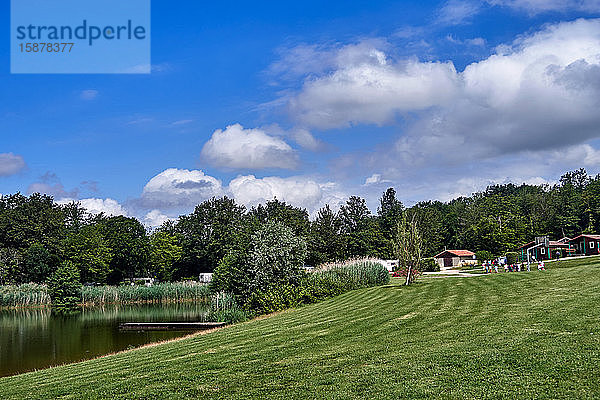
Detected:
[
  {"left": 517, "top": 239, "right": 573, "bottom": 261},
  {"left": 568, "top": 234, "right": 600, "bottom": 256}
]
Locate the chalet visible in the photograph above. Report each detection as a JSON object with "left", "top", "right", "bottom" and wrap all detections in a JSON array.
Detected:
[
  {"left": 517, "top": 239, "right": 573, "bottom": 262},
  {"left": 434, "top": 250, "right": 476, "bottom": 269},
  {"left": 569, "top": 234, "right": 600, "bottom": 256}
]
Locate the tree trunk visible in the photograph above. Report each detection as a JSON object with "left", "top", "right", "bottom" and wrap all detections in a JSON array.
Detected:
[{"left": 405, "top": 264, "right": 412, "bottom": 286}]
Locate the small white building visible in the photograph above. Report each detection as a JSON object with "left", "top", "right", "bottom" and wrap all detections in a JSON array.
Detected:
[
  {"left": 434, "top": 250, "right": 476, "bottom": 269},
  {"left": 198, "top": 273, "right": 213, "bottom": 284},
  {"left": 378, "top": 259, "right": 399, "bottom": 273}
]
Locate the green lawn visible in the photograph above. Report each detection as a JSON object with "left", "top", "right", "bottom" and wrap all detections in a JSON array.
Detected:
[{"left": 1, "top": 257, "right": 599, "bottom": 399}]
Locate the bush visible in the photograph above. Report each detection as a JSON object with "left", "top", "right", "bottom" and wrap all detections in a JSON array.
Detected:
[
  {"left": 206, "top": 292, "right": 249, "bottom": 324},
  {"left": 248, "top": 221, "right": 307, "bottom": 293},
  {"left": 47, "top": 261, "right": 81, "bottom": 309},
  {"left": 421, "top": 258, "right": 439, "bottom": 272},
  {"left": 506, "top": 252, "right": 518, "bottom": 265},
  {"left": 212, "top": 221, "right": 307, "bottom": 305},
  {"left": 475, "top": 250, "right": 494, "bottom": 264}
]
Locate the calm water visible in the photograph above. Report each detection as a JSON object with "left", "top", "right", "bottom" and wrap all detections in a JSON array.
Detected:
[{"left": 0, "top": 302, "right": 211, "bottom": 377}]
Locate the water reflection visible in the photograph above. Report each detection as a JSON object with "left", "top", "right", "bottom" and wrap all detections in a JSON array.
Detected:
[{"left": 0, "top": 302, "right": 210, "bottom": 377}]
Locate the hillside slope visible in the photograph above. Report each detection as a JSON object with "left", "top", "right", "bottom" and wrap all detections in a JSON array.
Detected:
[{"left": 1, "top": 258, "right": 599, "bottom": 399}]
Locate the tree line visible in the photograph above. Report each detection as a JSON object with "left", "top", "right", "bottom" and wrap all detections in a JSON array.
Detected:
[{"left": 0, "top": 168, "right": 599, "bottom": 286}]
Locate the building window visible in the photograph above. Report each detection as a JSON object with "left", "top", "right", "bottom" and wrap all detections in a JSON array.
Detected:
[
  {"left": 541, "top": 247, "right": 546, "bottom": 254},
  {"left": 591, "top": 242, "right": 595, "bottom": 248}
]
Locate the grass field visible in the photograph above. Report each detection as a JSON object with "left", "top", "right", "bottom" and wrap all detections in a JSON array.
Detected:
[{"left": 1, "top": 256, "right": 599, "bottom": 399}]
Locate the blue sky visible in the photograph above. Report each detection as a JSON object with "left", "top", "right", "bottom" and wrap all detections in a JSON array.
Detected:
[{"left": 2, "top": 1, "right": 600, "bottom": 225}]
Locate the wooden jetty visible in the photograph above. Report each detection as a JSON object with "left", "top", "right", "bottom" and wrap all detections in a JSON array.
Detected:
[{"left": 119, "top": 322, "right": 226, "bottom": 331}]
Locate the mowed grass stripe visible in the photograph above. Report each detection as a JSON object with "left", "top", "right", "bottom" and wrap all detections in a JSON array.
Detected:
[{"left": 1, "top": 258, "right": 599, "bottom": 399}]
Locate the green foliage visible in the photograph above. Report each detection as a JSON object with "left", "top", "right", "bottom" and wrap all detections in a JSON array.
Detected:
[
  {"left": 506, "top": 251, "right": 519, "bottom": 265},
  {"left": 175, "top": 197, "right": 247, "bottom": 278},
  {"left": 248, "top": 221, "right": 307, "bottom": 294},
  {"left": 99, "top": 216, "right": 150, "bottom": 284},
  {"left": 475, "top": 250, "right": 494, "bottom": 263},
  {"left": 249, "top": 199, "right": 310, "bottom": 237},
  {"left": 247, "top": 258, "right": 390, "bottom": 314},
  {"left": 47, "top": 261, "right": 82, "bottom": 308},
  {"left": 206, "top": 291, "right": 248, "bottom": 324},
  {"left": 394, "top": 213, "right": 423, "bottom": 285},
  {"left": 21, "top": 243, "right": 57, "bottom": 283},
  {"left": 210, "top": 251, "right": 251, "bottom": 299},
  {"left": 421, "top": 258, "right": 439, "bottom": 272},
  {"left": 149, "top": 231, "right": 182, "bottom": 282},
  {"left": 307, "top": 204, "right": 345, "bottom": 266},
  {"left": 65, "top": 224, "right": 113, "bottom": 284}
]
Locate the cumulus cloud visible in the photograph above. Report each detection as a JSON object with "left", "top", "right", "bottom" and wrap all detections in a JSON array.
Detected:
[
  {"left": 140, "top": 168, "right": 223, "bottom": 209},
  {"left": 201, "top": 124, "right": 299, "bottom": 170},
  {"left": 287, "top": 19, "right": 600, "bottom": 160},
  {"left": 58, "top": 198, "right": 129, "bottom": 217},
  {"left": 135, "top": 168, "right": 348, "bottom": 217},
  {"left": 143, "top": 210, "right": 172, "bottom": 227},
  {"left": 0, "top": 153, "right": 26, "bottom": 177},
  {"left": 287, "top": 46, "right": 458, "bottom": 129},
  {"left": 228, "top": 175, "right": 346, "bottom": 214}
]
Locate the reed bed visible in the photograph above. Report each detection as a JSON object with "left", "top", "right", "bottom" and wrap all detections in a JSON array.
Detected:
[
  {"left": 312, "top": 257, "right": 390, "bottom": 287},
  {"left": 0, "top": 282, "right": 211, "bottom": 308},
  {"left": 0, "top": 284, "right": 51, "bottom": 308},
  {"left": 81, "top": 282, "right": 211, "bottom": 305}
]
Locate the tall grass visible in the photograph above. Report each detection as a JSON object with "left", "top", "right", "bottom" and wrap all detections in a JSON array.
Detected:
[
  {"left": 313, "top": 257, "right": 391, "bottom": 288},
  {"left": 0, "top": 282, "right": 211, "bottom": 308},
  {"left": 81, "top": 282, "right": 211, "bottom": 305},
  {"left": 0, "top": 284, "right": 51, "bottom": 308}
]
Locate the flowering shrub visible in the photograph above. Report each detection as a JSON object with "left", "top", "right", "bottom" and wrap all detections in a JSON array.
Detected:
[{"left": 392, "top": 267, "right": 421, "bottom": 281}]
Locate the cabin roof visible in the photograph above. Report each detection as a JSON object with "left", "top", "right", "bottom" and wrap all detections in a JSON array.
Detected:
[{"left": 434, "top": 250, "right": 475, "bottom": 258}]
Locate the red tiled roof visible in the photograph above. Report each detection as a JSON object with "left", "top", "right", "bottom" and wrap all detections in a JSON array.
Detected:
[
  {"left": 434, "top": 250, "right": 475, "bottom": 258},
  {"left": 569, "top": 234, "right": 600, "bottom": 241}
]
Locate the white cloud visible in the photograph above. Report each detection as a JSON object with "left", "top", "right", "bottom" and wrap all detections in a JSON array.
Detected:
[
  {"left": 58, "top": 198, "right": 128, "bottom": 217},
  {"left": 228, "top": 175, "right": 346, "bottom": 214},
  {"left": 140, "top": 168, "right": 223, "bottom": 209},
  {"left": 363, "top": 173, "right": 392, "bottom": 186},
  {"left": 489, "top": 0, "right": 600, "bottom": 14},
  {"left": 288, "top": 19, "right": 600, "bottom": 157},
  {"left": 288, "top": 51, "right": 459, "bottom": 129},
  {"left": 437, "top": 0, "right": 482, "bottom": 25},
  {"left": 201, "top": 124, "right": 299, "bottom": 170},
  {"left": 80, "top": 90, "right": 98, "bottom": 100},
  {"left": 0, "top": 153, "right": 26, "bottom": 177},
  {"left": 143, "top": 210, "right": 172, "bottom": 227}
]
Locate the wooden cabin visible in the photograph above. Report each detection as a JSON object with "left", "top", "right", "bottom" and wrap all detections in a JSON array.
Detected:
[
  {"left": 568, "top": 234, "right": 600, "bottom": 256},
  {"left": 434, "top": 250, "right": 476, "bottom": 269},
  {"left": 517, "top": 239, "right": 573, "bottom": 261}
]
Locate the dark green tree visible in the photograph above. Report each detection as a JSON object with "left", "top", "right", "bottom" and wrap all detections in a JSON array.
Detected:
[
  {"left": 175, "top": 197, "right": 246, "bottom": 278},
  {"left": 99, "top": 216, "right": 149, "bottom": 284},
  {"left": 48, "top": 261, "right": 81, "bottom": 308}
]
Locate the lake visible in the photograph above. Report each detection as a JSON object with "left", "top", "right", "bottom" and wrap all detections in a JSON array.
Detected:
[{"left": 0, "top": 302, "right": 211, "bottom": 377}]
